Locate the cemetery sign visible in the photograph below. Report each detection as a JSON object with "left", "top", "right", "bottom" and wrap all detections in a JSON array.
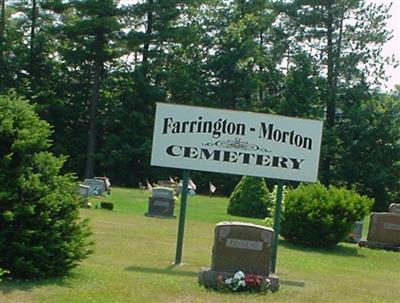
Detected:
[{"left": 151, "top": 103, "right": 323, "bottom": 182}]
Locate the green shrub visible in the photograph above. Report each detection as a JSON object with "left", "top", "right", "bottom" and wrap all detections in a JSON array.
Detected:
[
  {"left": 280, "top": 183, "right": 373, "bottom": 247},
  {"left": 0, "top": 93, "right": 93, "bottom": 279},
  {"left": 227, "top": 176, "right": 273, "bottom": 218},
  {"left": 100, "top": 202, "right": 114, "bottom": 210}
]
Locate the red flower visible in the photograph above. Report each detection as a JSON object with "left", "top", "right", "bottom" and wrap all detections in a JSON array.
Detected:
[{"left": 244, "top": 273, "right": 263, "bottom": 287}]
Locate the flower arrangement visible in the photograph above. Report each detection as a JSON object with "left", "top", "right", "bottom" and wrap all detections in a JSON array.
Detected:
[{"left": 216, "top": 271, "right": 271, "bottom": 293}]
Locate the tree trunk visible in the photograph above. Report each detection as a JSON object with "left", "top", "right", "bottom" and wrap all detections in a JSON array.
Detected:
[
  {"left": 0, "top": 0, "right": 6, "bottom": 90},
  {"left": 142, "top": 0, "right": 153, "bottom": 76},
  {"left": 84, "top": 57, "right": 102, "bottom": 179},
  {"left": 321, "top": 0, "right": 335, "bottom": 185},
  {"left": 0, "top": 0, "right": 4, "bottom": 44},
  {"left": 29, "top": 0, "right": 38, "bottom": 77},
  {"left": 258, "top": 31, "right": 264, "bottom": 103}
]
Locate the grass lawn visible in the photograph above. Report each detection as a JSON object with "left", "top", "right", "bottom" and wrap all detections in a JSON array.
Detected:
[{"left": 1, "top": 187, "right": 399, "bottom": 303}]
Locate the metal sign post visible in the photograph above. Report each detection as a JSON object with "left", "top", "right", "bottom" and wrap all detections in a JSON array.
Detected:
[
  {"left": 271, "top": 180, "right": 284, "bottom": 273},
  {"left": 174, "top": 170, "right": 189, "bottom": 265}
]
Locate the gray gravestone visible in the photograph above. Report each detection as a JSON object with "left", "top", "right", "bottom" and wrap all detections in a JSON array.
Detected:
[
  {"left": 199, "top": 221, "right": 279, "bottom": 291},
  {"left": 78, "top": 184, "right": 90, "bottom": 198},
  {"left": 345, "top": 221, "right": 363, "bottom": 243},
  {"left": 389, "top": 203, "right": 400, "bottom": 214},
  {"left": 359, "top": 212, "right": 400, "bottom": 250},
  {"left": 145, "top": 187, "right": 175, "bottom": 218},
  {"left": 95, "top": 177, "right": 111, "bottom": 193},
  {"left": 367, "top": 212, "right": 400, "bottom": 245},
  {"left": 83, "top": 179, "right": 106, "bottom": 196}
]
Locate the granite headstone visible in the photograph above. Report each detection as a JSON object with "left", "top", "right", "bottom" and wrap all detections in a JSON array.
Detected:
[
  {"left": 145, "top": 187, "right": 175, "bottom": 218},
  {"left": 199, "top": 221, "right": 279, "bottom": 291},
  {"left": 359, "top": 212, "right": 400, "bottom": 250}
]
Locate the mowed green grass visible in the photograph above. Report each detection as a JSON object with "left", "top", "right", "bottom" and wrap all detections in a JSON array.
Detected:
[{"left": 1, "top": 187, "right": 399, "bottom": 303}]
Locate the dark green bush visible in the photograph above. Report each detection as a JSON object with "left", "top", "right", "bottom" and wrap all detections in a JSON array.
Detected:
[
  {"left": 227, "top": 176, "right": 273, "bottom": 218},
  {"left": 100, "top": 202, "right": 114, "bottom": 210},
  {"left": 0, "top": 93, "right": 93, "bottom": 279},
  {"left": 280, "top": 183, "right": 373, "bottom": 246}
]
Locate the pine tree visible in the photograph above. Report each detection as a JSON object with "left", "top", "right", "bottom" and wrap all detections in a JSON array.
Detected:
[
  {"left": 275, "top": 0, "right": 394, "bottom": 184},
  {"left": 228, "top": 176, "right": 273, "bottom": 218},
  {"left": 0, "top": 92, "right": 92, "bottom": 279}
]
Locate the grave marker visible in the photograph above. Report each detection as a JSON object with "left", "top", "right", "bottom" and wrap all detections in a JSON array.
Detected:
[
  {"left": 199, "top": 222, "right": 279, "bottom": 291},
  {"left": 78, "top": 184, "right": 90, "bottom": 198},
  {"left": 345, "top": 221, "right": 363, "bottom": 243},
  {"left": 389, "top": 203, "right": 400, "bottom": 214},
  {"left": 359, "top": 212, "right": 400, "bottom": 251},
  {"left": 145, "top": 187, "right": 176, "bottom": 218},
  {"left": 95, "top": 177, "right": 111, "bottom": 194}
]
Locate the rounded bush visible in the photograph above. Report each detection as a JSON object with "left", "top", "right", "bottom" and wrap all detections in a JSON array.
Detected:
[
  {"left": 100, "top": 202, "right": 114, "bottom": 210},
  {"left": 227, "top": 176, "right": 273, "bottom": 218},
  {"left": 0, "top": 93, "right": 93, "bottom": 279},
  {"left": 280, "top": 183, "right": 373, "bottom": 246}
]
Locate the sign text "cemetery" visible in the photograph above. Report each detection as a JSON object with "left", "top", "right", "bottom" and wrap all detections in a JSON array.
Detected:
[{"left": 151, "top": 103, "right": 323, "bottom": 182}]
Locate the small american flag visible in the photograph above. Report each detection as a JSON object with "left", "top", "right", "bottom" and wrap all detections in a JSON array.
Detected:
[
  {"left": 209, "top": 182, "right": 216, "bottom": 193},
  {"left": 146, "top": 179, "right": 153, "bottom": 192}
]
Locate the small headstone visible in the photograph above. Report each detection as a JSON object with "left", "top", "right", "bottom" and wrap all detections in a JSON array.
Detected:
[
  {"left": 199, "top": 221, "right": 279, "bottom": 291},
  {"left": 77, "top": 184, "right": 91, "bottom": 208},
  {"left": 78, "top": 184, "right": 90, "bottom": 198},
  {"left": 83, "top": 179, "right": 106, "bottom": 196},
  {"left": 95, "top": 177, "right": 111, "bottom": 194},
  {"left": 389, "top": 203, "right": 400, "bottom": 214},
  {"left": 359, "top": 212, "right": 400, "bottom": 251},
  {"left": 145, "top": 187, "right": 175, "bottom": 218},
  {"left": 345, "top": 221, "right": 363, "bottom": 243}
]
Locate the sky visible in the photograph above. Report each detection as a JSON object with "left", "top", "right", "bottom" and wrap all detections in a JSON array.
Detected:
[{"left": 368, "top": 0, "right": 400, "bottom": 91}]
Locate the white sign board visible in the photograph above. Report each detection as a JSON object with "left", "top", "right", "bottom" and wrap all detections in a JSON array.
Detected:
[{"left": 151, "top": 103, "right": 323, "bottom": 182}]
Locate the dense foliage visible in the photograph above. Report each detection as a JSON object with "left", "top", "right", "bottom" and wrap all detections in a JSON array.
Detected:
[
  {"left": 0, "top": 93, "right": 92, "bottom": 279},
  {"left": 0, "top": 0, "right": 398, "bottom": 209},
  {"left": 227, "top": 176, "right": 273, "bottom": 218},
  {"left": 280, "top": 183, "right": 373, "bottom": 246}
]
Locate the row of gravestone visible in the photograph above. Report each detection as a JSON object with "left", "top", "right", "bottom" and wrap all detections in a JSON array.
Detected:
[
  {"left": 145, "top": 187, "right": 400, "bottom": 252},
  {"left": 79, "top": 177, "right": 111, "bottom": 198},
  {"left": 143, "top": 187, "right": 400, "bottom": 292},
  {"left": 78, "top": 178, "right": 111, "bottom": 208}
]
